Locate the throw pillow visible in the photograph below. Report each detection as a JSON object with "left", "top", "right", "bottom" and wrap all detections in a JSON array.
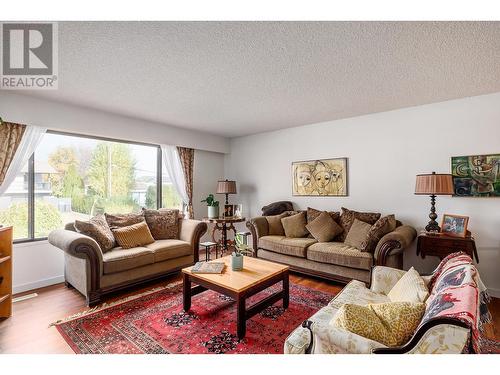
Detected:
[
  {"left": 331, "top": 302, "right": 425, "bottom": 347},
  {"left": 105, "top": 212, "right": 145, "bottom": 229},
  {"left": 338, "top": 207, "right": 381, "bottom": 242},
  {"left": 266, "top": 213, "right": 288, "bottom": 236},
  {"left": 306, "top": 207, "right": 340, "bottom": 224},
  {"left": 142, "top": 208, "right": 179, "bottom": 240},
  {"left": 344, "top": 219, "right": 372, "bottom": 250},
  {"left": 281, "top": 211, "right": 308, "bottom": 238},
  {"left": 74, "top": 215, "right": 115, "bottom": 252},
  {"left": 112, "top": 221, "right": 155, "bottom": 249},
  {"left": 387, "top": 267, "right": 429, "bottom": 303},
  {"left": 306, "top": 211, "right": 344, "bottom": 242},
  {"left": 361, "top": 214, "right": 397, "bottom": 252}
]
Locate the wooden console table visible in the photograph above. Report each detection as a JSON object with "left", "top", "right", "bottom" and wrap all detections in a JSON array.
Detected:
[
  {"left": 416, "top": 231, "right": 479, "bottom": 263},
  {"left": 202, "top": 217, "right": 245, "bottom": 255}
]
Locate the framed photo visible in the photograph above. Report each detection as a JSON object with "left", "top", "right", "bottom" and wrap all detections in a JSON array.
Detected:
[
  {"left": 234, "top": 204, "right": 243, "bottom": 218},
  {"left": 440, "top": 214, "right": 469, "bottom": 238},
  {"left": 292, "top": 157, "right": 348, "bottom": 196},
  {"left": 451, "top": 154, "right": 500, "bottom": 197},
  {"left": 223, "top": 204, "right": 234, "bottom": 218}
]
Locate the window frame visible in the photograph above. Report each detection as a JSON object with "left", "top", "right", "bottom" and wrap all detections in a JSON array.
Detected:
[{"left": 12, "top": 130, "right": 167, "bottom": 244}]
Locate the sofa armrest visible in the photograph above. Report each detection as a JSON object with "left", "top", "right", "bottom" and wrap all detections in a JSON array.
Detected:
[
  {"left": 302, "top": 321, "right": 386, "bottom": 354},
  {"left": 370, "top": 266, "right": 407, "bottom": 295},
  {"left": 48, "top": 229, "right": 103, "bottom": 264},
  {"left": 374, "top": 225, "right": 417, "bottom": 266},
  {"left": 179, "top": 219, "right": 208, "bottom": 262},
  {"left": 48, "top": 229, "right": 104, "bottom": 292},
  {"left": 373, "top": 319, "right": 470, "bottom": 354},
  {"left": 246, "top": 216, "right": 269, "bottom": 254}
]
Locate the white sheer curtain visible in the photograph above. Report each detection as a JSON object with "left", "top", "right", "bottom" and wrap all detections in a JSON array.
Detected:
[
  {"left": 161, "top": 144, "right": 189, "bottom": 214},
  {"left": 0, "top": 125, "right": 47, "bottom": 196}
]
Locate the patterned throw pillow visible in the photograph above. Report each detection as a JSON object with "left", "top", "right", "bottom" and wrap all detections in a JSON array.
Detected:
[
  {"left": 112, "top": 221, "right": 155, "bottom": 249},
  {"left": 306, "top": 207, "right": 341, "bottom": 224},
  {"left": 331, "top": 302, "right": 426, "bottom": 347},
  {"left": 142, "top": 208, "right": 179, "bottom": 240},
  {"left": 338, "top": 207, "right": 381, "bottom": 242},
  {"left": 281, "top": 211, "right": 309, "bottom": 238},
  {"left": 306, "top": 211, "right": 344, "bottom": 242},
  {"left": 265, "top": 213, "right": 288, "bottom": 236},
  {"left": 74, "top": 215, "right": 115, "bottom": 252},
  {"left": 387, "top": 267, "right": 429, "bottom": 303},
  {"left": 105, "top": 212, "right": 145, "bottom": 229},
  {"left": 344, "top": 219, "right": 372, "bottom": 250},
  {"left": 361, "top": 214, "right": 397, "bottom": 252}
]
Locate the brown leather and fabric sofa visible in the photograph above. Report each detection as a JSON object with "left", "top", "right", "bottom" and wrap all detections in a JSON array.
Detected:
[
  {"left": 48, "top": 218, "right": 207, "bottom": 306},
  {"left": 246, "top": 209, "right": 416, "bottom": 284}
]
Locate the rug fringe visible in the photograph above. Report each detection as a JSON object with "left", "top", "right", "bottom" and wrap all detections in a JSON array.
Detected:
[{"left": 49, "top": 281, "right": 181, "bottom": 327}]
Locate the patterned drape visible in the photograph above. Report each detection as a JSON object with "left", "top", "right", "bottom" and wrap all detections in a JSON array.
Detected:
[
  {"left": 177, "top": 147, "right": 195, "bottom": 218},
  {"left": 0, "top": 122, "right": 26, "bottom": 186}
]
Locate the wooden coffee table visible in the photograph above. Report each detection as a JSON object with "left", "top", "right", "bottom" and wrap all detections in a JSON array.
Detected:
[{"left": 182, "top": 256, "right": 289, "bottom": 339}]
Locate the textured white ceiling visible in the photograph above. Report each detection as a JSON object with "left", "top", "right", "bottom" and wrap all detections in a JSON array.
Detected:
[{"left": 22, "top": 21, "right": 500, "bottom": 137}]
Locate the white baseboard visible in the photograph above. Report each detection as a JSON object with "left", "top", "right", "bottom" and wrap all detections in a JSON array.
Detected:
[{"left": 13, "top": 275, "right": 65, "bottom": 295}]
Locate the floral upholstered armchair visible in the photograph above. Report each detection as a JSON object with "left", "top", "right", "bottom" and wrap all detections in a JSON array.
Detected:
[{"left": 284, "top": 253, "right": 490, "bottom": 354}]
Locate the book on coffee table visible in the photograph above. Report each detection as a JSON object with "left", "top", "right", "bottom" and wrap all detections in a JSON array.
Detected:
[{"left": 191, "top": 262, "right": 225, "bottom": 274}]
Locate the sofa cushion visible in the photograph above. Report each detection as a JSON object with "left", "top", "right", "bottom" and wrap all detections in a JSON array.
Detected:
[
  {"left": 363, "top": 214, "right": 397, "bottom": 252},
  {"left": 145, "top": 239, "right": 192, "bottom": 262},
  {"left": 331, "top": 302, "right": 425, "bottom": 347},
  {"left": 338, "top": 207, "right": 381, "bottom": 242},
  {"left": 102, "top": 246, "right": 154, "bottom": 274},
  {"left": 388, "top": 267, "right": 429, "bottom": 303},
  {"left": 344, "top": 219, "right": 373, "bottom": 250},
  {"left": 105, "top": 212, "right": 145, "bottom": 229},
  {"left": 265, "top": 213, "right": 287, "bottom": 236},
  {"left": 112, "top": 221, "right": 155, "bottom": 249},
  {"left": 307, "top": 242, "right": 373, "bottom": 270},
  {"left": 306, "top": 207, "right": 341, "bottom": 224},
  {"left": 258, "top": 235, "right": 317, "bottom": 258},
  {"left": 143, "top": 208, "right": 179, "bottom": 240},
  {"left": 281, "top": 212, "right": 309, "bottom": 238},
  {"left": 74, "top": 215, "right": 115, "bottom": 252},
  {"left": 306, "top": 211, "right": 344, "bottom": 242}
]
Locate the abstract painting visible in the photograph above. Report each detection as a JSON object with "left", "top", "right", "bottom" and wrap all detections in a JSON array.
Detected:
[
  {"left": 292, "top": 158, "right": 347, "bottom": 196},
  {"left": 451, "top": 154, "right": 500, "bottom": 197}
]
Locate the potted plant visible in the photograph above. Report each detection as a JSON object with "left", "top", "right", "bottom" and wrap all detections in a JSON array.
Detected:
[
  {"left": 201, "top": 194, "right": 219, "bottom": 218},
  {"left": 232, "top": 234, "right": 254, "bottom": 271}
]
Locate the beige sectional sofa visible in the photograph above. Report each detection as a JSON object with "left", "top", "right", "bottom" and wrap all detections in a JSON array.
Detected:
[
  {"left": 48, "top": 218, "right": 207, "bottom": 306},
  {"left": 247, "top": 209, "right": 416, "bottom": 284}
]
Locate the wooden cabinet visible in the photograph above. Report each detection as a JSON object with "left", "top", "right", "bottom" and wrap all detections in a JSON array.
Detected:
[
  {"left": 0, "top": 226, "right": 13, "bottom": 319},
  {"left": 416, "top": 231, "right": 479, "bottom": 263}
]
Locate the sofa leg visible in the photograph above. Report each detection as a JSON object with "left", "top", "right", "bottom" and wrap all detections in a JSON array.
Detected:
[{"left": 86, "top": 291, "right": 102, "bottom": 307}]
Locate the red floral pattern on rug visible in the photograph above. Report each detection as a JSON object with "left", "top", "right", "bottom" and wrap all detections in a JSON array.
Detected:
[{"left": 55, "top": 282, "right": 333, "bottom": 354}]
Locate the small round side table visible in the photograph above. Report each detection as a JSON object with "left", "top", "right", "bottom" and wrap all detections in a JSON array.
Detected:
[{"left": 202, "top": 217, "right": 246, "bottom": 255}]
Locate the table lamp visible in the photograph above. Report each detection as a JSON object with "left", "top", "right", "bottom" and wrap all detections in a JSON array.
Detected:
[
  {"left": 217, "top": 179, "right": 237, "bottom": 204},
  {"left": 415, "top": 172, "right": 454, "bottom": 232}
]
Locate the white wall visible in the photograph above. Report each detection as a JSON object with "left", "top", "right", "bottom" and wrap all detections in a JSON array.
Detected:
[
  {"left": 225, "top": 92, "right": 500, "bottom": 297},
  {"left": 0, "top": 92, "right": 229, "bottom": 153}
]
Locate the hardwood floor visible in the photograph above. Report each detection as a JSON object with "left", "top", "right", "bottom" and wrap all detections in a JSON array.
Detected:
[{"left": 0, "top": 272, "right": 498, "bottom": 354}]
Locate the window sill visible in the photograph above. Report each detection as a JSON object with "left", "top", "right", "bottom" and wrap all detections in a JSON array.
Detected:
[{"left": 13, "top": 237, "right": 48, "bottom": 245}]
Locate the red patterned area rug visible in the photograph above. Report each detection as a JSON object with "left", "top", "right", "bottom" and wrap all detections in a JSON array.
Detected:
[{"left": 53, "top": 282, "right": 333, "bottom": 354}]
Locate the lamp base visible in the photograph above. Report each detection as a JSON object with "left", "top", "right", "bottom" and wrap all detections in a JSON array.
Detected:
[
  {"left": 425, "top": 194, "right": 441, "bottom": 232},
  {"left": 425, "top": 222, "right": 441, "bottom": 232}
]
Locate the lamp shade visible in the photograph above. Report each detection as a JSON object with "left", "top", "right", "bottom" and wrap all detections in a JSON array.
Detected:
[
  {"left": 415, "top": 172, "right": 454, "bottom": 195},
  {"left": 216, "top": 180, "right": 237, "bottom": 194}
]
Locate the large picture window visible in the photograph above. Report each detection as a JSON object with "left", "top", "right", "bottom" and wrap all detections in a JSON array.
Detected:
[{"left": 0, "top": 131, "right": 182, "bottom": 241}]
